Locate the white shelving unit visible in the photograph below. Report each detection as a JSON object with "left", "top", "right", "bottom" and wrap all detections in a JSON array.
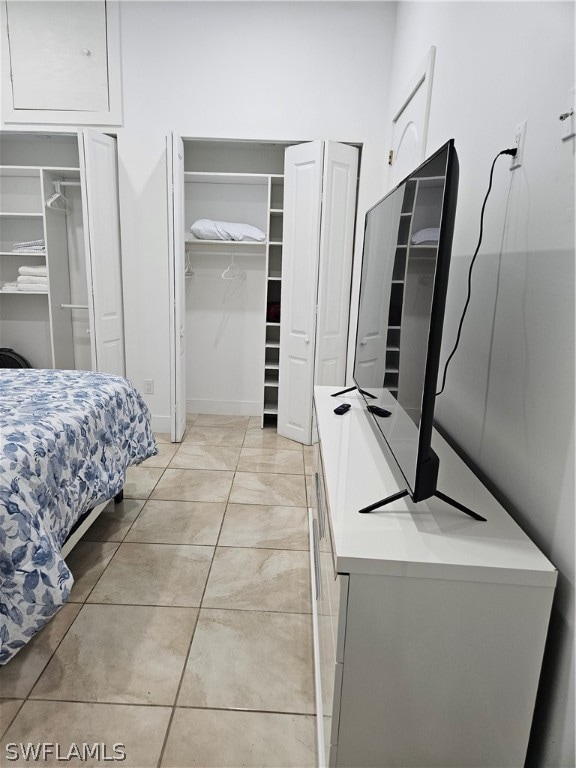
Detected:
[
  {"left": 0, "top": 161, "right": 68, "bottom": 368},
  {"left": 0, "top": 131, "right": 125, "bottom": 374},
  {"left": 179, "top": 141, "right": 288, "bottom": 424},
  {"left": 262, "top": 175, "right": 284, "bottom": 426}
]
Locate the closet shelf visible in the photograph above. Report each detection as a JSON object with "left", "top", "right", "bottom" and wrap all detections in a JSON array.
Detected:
[
  {"left": 0, "top": 288, "right": 48, "bottom": 296},
  {"left": 0, "top": 212, "right": 43, "bottom": 218},
  {"left": 0, "top": 165, "right": 79, "bottom": 175},
  {"left": 0, "top": 251, "right": 46, "bottom": 256},
  {"left": 185, "top": 238, "right": 267, "bottom": 249},
  {"left": 184, "top": 172, "right": 270, "bottom": 185},
  {"left": 0, "top": 167, "right": 40, "bottom": 178}
]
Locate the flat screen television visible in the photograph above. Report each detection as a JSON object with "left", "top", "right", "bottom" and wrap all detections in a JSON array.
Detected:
[{"left": 349, "top": 140, "right": 484, "bottom": 520}]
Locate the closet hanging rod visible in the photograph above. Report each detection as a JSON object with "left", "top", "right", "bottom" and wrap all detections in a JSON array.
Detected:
[
  {"left": 60, "top": 303, "right": 89, "bottom": 310},
  {"left": 54, "top": 180, "right": 81, "bottom": 188}
]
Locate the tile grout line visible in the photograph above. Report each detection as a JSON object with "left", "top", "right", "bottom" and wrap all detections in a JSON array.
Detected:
[{"left": 156, "top": 425, "right": 245, "bottom": 768}]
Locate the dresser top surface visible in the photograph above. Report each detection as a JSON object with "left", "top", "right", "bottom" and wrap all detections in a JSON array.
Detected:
[{"left": 314, "top": 387, "right": 556, "bottom": 586}]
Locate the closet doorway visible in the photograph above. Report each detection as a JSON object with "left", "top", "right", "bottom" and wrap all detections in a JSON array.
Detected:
[
  {"left": 0, "top": 129, "right": 125, "bottom": 375},
  {"left": 167, "top": 137, "right": 360, "bottom": 444}
]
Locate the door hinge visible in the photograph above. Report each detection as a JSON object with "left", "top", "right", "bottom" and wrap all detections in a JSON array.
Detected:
[{"left": 388, "top": 150, "right": 394, "bottom": 166}]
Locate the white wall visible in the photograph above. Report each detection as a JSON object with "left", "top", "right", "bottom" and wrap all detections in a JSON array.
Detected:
[
  {"left": 116, "top": 0, "right": 397, "bottom": 432},
  {"left": 386, "top": 4, "right": 574, "bottom": 766}
]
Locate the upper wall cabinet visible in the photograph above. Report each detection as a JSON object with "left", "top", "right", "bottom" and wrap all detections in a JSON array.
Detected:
[{"left": 1, "top": 1, "right": 122, "bottom": 125}]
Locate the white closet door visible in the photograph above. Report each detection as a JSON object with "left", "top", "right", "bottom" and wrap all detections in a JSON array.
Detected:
[
  {"left": 278, "top": 141, "right": 324, "bottom": 444},
  {"left": 167, "top": 133, "right": 186, "bottom": 442},
  {"left": 79, "top": 128, "right": 125, "bottom": 376},
  {"left": 354, "top": 191, "right": 403, "bottom": 387},
  {"left": 315, "top": 141, "right": 359, "bottom": 386}
]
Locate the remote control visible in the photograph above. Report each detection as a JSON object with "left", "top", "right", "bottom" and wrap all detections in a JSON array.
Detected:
[
  {"left": 367, "top": 404, "right": 391, "bottom": 418},
  {"left": 333, "top": 403, "right": 351, "bottom": 415}
]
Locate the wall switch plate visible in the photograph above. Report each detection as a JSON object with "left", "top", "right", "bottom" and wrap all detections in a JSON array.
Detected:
[
  {"left": 143, "top": 379, "right": 154, "bottom": 394},
  {"left": 510, "top": 120, "right": 527, "bottom": 170}
]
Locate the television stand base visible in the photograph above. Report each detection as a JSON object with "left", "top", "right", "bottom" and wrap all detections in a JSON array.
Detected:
[
  {"left": 331, "top": 385, "right": 377, "bottom": 399},
  {"left": 359, "top": 488, "right": 486, "bottom": 521}
]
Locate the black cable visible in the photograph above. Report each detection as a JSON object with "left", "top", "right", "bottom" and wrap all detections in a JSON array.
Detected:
[{"left": 435, "top": 148, "right": 517, "bottom": 396}]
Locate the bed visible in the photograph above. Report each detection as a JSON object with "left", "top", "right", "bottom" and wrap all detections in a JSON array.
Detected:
[{"left": 0, "top": 368, "right": 157, "bottom": 664}]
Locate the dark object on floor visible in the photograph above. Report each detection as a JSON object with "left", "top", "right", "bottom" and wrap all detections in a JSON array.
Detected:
[{"left": 0, "top": 348, "right": 31, "bottom": 368}]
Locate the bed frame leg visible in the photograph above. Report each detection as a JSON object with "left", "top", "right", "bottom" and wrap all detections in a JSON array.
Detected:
[{"left": 114, "top": 490, "right": 124, "bottom": 503}]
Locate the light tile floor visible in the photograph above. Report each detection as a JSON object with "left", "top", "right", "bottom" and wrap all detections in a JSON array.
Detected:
[{"left": 0, "top": 416, "right": 317, "bottom": 768}]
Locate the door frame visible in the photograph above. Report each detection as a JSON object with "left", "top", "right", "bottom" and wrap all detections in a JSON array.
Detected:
[
  {"left": 167, "top": 132, "right": 186, "bottom": 442},
  {"left": 388, "top": 46, "right": 436, "bottom": 186}
]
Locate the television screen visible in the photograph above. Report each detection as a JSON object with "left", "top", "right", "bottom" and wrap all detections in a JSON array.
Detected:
[{"left": 353, "top": 140, "right": 459, "bottom": 503}]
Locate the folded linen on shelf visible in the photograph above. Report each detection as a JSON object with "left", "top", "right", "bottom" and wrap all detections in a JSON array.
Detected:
[
  {"left": 17, "top": 283, "right": 48, "bottom": 292},
  {"left": 190, "top": 219, "right": 266, "bottom": 242},
  {"left": 12, "top": 239, "right": 46, "bottom": 253},
  {"left": 17, "top": 275, "right": 48, "bottom": 285},
  {"left": 12, "top": 239, "right": 45, "bottom": 248},
  {"left": 411, "top": 227, "right": 440, "bottom": 245},
  {"left": 18, "top": 265, "right": 48, "bottom": 277},
  {"left": 1, "top": 282, "right": 19, "bottom": 292}
]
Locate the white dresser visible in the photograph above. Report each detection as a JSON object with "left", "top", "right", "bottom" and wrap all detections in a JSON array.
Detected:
[{"left": 310, "top": 387, "right": 557, "bottom": 768}]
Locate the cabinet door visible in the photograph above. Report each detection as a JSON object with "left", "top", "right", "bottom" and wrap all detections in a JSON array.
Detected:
[
  {"left": 79, "top": 128, "right": 125, "bottom": 376},
  {"left": 315, "top": 141, "right": 359, "bottom": 386},
  {"left": 278, "top": 141, "right": 324, "bottom": 444},
  {"left": 1, "top": 1, "right": 122, "bottom": 125},
  {"left": 167, "top": 133, "right": 187, "bottom": 442}
]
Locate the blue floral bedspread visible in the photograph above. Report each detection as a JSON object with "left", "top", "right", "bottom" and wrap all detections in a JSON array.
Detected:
[{"left": 0, "top": 369, "right": 157, "bottom": 664}]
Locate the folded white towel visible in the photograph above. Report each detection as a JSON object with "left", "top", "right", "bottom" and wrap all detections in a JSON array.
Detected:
[
  {"left": 19, "top": 265, "right": 48, "bottom": 277},
  {"left": 18, "top": 283, "right": 48, "bottom": 292},
  {"left": 17, "top": 275, "right": 48, "bottom": 285},
  {"left": 1, "top": 282, "right": 19, "bottom": 292},
  {"left": 190, "top": 219, "right": 266, "bottom": 242}
]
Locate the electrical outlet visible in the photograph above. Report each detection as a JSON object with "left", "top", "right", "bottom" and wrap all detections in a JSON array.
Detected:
[
  {"left": 510, "top": 120, "right": 527, "bottom": 170},
  {"left": 143, "top": 379, "right": 154, "bottom": 394}
]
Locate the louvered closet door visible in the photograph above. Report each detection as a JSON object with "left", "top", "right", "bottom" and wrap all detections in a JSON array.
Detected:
[
  {"left": 167, "top": 133, "right": 187, "bottom": 442},
  {"left": 278, "top": 141, "right": 324, "bottom": 444},
  {"left": 79, "top": 128, "right": 125, "bottom": 376}
]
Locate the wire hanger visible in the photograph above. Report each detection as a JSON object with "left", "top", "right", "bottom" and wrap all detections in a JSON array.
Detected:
[
  {"left": 45, "top": 181, "right": 72, "bottom": 213},
  {"left": 221, "top": 251, "right": 246, "bottom": 281}
]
